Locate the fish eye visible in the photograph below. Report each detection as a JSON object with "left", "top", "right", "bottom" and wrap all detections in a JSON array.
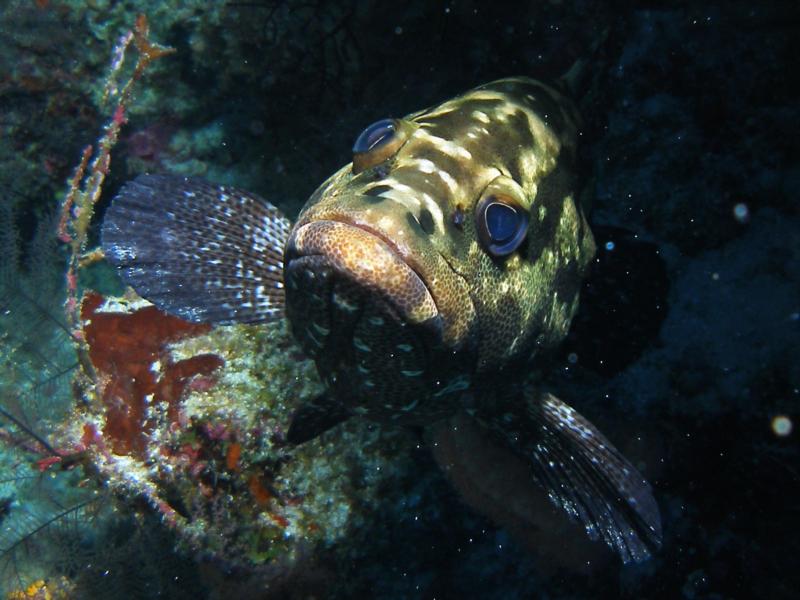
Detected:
[
  {"left": 352, "top": 118, "right": 408, "bottom": 174},
  {"left": 353, "top": 119, "right": 395, "bottom": 153},
  {"left": 476, "top": 194, "right": 529, "bottom": 257}
]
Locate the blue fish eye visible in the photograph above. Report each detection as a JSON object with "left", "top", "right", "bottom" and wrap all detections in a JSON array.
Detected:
[
  {"left": 476, "top": 194, "right": 529, "bottom": 257},
  {"left": 352, "top": 119, "right": 408, "bottom": 175},
  {"left": 485, "top": 202, "right": 519, "bottom": 243},
  {"left": 353, "top": 119, "right": 396, "bottom": 154}
]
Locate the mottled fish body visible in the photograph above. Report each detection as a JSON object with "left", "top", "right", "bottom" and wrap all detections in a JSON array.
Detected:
[
  {"left": 284, "top": 78, "right": 592, "bottom": 423},
  {"left": 102, "top": 77, "right": 661, "bottom": 563}
]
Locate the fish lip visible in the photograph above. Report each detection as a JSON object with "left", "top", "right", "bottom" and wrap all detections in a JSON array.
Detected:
[
  {"left": 326, "top": 216, "right": 428, "bottom": 283},
  {"left": 286, "top": 218, "right": 441, "bottom": 329}
]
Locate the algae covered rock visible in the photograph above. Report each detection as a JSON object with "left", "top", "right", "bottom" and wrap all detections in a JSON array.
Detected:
[{"left": 58, "top": 290, "right": 421, "bottom": 586}]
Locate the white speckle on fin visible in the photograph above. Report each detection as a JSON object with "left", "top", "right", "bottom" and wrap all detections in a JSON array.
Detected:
[{"left": 102, "top": 173, "right": 291, "bottom": 325}]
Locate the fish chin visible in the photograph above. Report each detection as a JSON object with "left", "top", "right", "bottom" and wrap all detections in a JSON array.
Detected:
[{"left": 285, "top": 222, "right": 448, "bottom": 416}]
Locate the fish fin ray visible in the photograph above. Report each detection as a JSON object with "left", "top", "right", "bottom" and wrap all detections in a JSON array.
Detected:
[
  {"left": 480, "top": 391, "right": 661, "bottom": 563},
  {"left": 526, "top": 392, "right": 662, "bottom": 563},
  {"left": 102, "top": 173, "right": 290, "bottom": 324}
]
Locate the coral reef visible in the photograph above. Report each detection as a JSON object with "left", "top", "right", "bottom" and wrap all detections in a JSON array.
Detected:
[
  {"left": 58, "top": 290, "right": 405, "bottom": 573},
  {"left": 0, "top": 12, "right": 424, "bottom": 595}
]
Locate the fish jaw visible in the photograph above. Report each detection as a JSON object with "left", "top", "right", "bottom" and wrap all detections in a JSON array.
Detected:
[
  {"left": 284, "top": 218, "right": 470, "bottom": 421},
  {"left": 286, "top": 219, "right": 439, "bottom": 328}
]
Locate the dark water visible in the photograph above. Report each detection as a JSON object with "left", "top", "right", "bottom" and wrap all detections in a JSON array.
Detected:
[{"left": 0, "top": 1, "right": 797, "bottom": 598}]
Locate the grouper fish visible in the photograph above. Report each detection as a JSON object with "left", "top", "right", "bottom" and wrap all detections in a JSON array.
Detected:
[{"left": 101, "top": 77, "right": 662, "bottom": 563}]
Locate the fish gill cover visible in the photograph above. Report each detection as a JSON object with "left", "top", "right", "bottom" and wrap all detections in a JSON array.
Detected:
[{"left": 0, "top": 1, "right": 798, "bottom": 599}]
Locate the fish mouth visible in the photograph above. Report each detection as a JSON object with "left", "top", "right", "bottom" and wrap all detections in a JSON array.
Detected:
[{"left": 285, "top": 219, "right": 440, "bottom": 329}]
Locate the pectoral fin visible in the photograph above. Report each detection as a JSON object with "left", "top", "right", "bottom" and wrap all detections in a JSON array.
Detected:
[
  {"left": 524, "top": 393, "right": 662, "bottom": 563},
  {"left": 102, "top": 174, "right": 291, "bottom": 324},
  {"left": 447, "top": 392, "right": 661, "bottom": 564}
]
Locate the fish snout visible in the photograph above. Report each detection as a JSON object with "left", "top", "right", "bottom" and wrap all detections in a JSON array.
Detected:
[{"left": 286, "top": 220, "right": 439, "bottom": 324}]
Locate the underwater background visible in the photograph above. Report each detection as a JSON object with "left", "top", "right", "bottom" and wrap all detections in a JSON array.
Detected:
[{"left": 0, "top": 0, "right": 797, "bottom": 598}]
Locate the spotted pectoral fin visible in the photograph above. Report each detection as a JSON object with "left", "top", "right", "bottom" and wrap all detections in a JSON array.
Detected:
[
  {"left": 428, "top": 413, "right": 606, "bottom": 574},
  {"left": 473, "top": 392, "right": 661, "bottom": 564},
  {"left": 287, "top": 394, "right": 353, "bottom": 444},
  {"left": 518, "top": 392, "right": 662, "bottom": 563},
  {"left": 102, "top": 174, "right": 290, "bottom": 324}
]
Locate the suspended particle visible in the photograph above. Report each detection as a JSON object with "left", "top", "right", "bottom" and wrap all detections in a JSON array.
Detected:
[
  {"left": 771, "top": 414, "right": 792, "bottom": 437},
  {"left": 733, "top": 203, "right": 750, "bottom": 223}
]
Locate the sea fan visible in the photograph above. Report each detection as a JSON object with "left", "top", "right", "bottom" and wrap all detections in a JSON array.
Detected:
[
  {"left": 0, "top": 198, "right": 87, "bottom": 593},
  {"left": 0, "top": 200, "right": 76, "bottom": 428},
  {"left": 0, "top": 476, "right": 102, "bottom": 592},
  {"left": 0, "top": 194, "right": 206, "bottom": 599}
]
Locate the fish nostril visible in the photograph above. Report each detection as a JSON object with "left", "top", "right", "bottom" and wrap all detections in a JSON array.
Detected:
[{"left": 418, "top": 208, "right": 435, "bottom": 235}]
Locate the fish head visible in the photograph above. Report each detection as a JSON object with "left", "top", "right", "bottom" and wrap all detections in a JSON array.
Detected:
[{"left": 284, "top": 78, "right": 595, "bottom": 417}]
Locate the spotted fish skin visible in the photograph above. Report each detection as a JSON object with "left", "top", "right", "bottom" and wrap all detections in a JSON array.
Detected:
[
  {"left": 286, "top": 78, "right": 593, "bottom": 420},
  {"left": 101, "top": 77, "right": 661, "bottom": 564}
]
